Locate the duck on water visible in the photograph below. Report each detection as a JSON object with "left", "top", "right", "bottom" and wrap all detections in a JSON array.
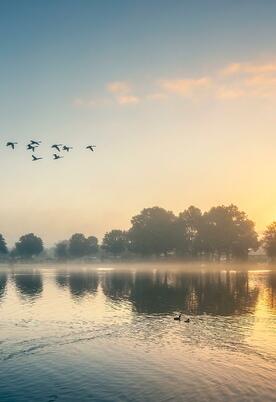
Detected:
[{"left": 174, "top": 313, "right": 190, "bottom": 322}]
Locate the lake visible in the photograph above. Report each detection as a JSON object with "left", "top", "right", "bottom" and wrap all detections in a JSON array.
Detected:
[{"left": 0, "top": 264, "right": 275, "bottom": 401}]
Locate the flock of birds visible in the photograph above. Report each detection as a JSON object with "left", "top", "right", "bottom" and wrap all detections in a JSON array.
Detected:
[{"left": 6, "top": 140, "right": 96, "bottom": 161}]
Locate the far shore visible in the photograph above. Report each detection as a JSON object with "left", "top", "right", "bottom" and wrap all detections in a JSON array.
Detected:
[{"left": 0, "top": 259, "right": 275, "bottom": 272}]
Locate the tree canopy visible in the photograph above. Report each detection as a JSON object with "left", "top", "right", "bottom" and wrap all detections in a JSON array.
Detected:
[
  {"left": 102, "top": 230, "right": 129, "bottom": 256},
  {"left": 262, "top": 222, "right": 276, "bottom": 260},
  {"left": 0, "top": 234, "right": 8, "bottom": 255},
  {"left": 15, "top": 233, "right": 43, "bottom": 258}
]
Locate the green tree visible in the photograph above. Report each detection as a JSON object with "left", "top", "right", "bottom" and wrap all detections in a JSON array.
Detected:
[
  {"left": 0, "top": 234, "right": 8, "bottom": 255},
  {"left": 262, "top": 222, "right": 276, "bottom": 260},
  {"left": 15, "top": 233, "right": 43, "bottom": 258},
  {"left": 128, "top": 207, "right": 176, "bottom": 256},
  {"left": 55, "top": 240, "right": 69, "bottom": 260},
  {"left": 102, "top": 230, "right": 129, "bottom": 256}
]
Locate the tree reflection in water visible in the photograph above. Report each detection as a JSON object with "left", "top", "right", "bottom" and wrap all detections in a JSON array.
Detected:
[
  {"left": 56, "top": 270, "right": 99, "bottom": 298},
  {"left": 0, "top": 272, "right": 7, "bottom": 301},
  {"left": 13, "top": 271, "right": 43, "bottom": 300}
]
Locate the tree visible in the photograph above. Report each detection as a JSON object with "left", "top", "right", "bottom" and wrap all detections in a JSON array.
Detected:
[
  {"left": 102, "top": 230, "right": 129, "bottom": 256},
  {"left": 176, "top": 206, "right": 203, "bottom": 256},
  {"left": 262, "top": 222, "right": 276, "bottom": 260},
  {"left": 55, "top": 240, "right": 69, "bottom": 260},
  {"left": 68, "top": 233, "right": 99, "bottom": 258},
  {"left": 69, "top": 233, "right": 89, "bottom": 258},
  {"left": 87, "top": 236, "right": 99, "bottom": 255},
  {"left": 202, "top": 205, "right": 258, "bottom": 260},
  {"left": 0, "top": 234, "right": 8, "bottom": 255},
  {"left": 128, "top": 207, "right": 177, "bottom": 256},
  {"left": 15, "top": 233, "right": 43, "bottom": 258}
]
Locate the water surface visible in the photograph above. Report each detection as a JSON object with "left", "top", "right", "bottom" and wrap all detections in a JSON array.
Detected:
[{"left": 0, "top": 265, "right": 275, "bottom": 401}]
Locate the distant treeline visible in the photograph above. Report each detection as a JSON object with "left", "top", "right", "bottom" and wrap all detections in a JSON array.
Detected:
[{"left": 1, "top": 205, "right": 276, "bottom": 261}]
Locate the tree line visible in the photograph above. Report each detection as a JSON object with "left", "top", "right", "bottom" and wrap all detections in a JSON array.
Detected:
[{"left": 0, "top": 204, "right": 276, "bottom": 261}]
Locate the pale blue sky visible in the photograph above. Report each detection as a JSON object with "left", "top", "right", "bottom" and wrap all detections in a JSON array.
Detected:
[{"left": 1, "top": 1, "right": 276, "bottom": 246}]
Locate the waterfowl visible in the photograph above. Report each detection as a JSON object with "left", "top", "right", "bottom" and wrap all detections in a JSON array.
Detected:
[
  {"left": 6, "top": 141, "right": 17, "bottom": 149},
  {"left": 63, "top": 145, "right": 73, "bottom": 152},
  {"left": 53, "top": 153, "right": 63, "bottom": 160},
  {"left": 174, "top": 313, "right": 182, "bottom": 321},
  {"left": 30, "top": 140, "right": 41, "bottom": 146},
  {"left": 27, "top": 144, "right": 36, "bottom": 152},
  {"left": 86, "top": 145, "right": 96, "bottom": 151},
  {"left": 184, "top": 318, "right": 190, "bottom": 323},
  {"left": 51, "top": 144, "right": 63, "bottom": 152},
  {"left": 32, "top": 155, "right": 43, "bottom": 161}
]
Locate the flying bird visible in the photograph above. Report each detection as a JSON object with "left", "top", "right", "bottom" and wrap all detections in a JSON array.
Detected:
[
  {"left": 51, "top": 144, "right": 63, "bottom": 152},
  {"left": 6, "top": 142, "right": 18, "bottom": 149},
  {"left": 53, "top": 154, "right": 63, "bottom": 160},
  {"left": 86, "top": 145, "right": 96, "bottom": 151},
  {"left": 32, "top": 155, "right": 43, "bottom": 161},
  {"left": 63, "top": 145, "right": 73, "bottom": 152},
  {"left": 30, "top": 140, "right": 41, "bottom": 146},
  {"left": 27, "top": 144, "right": 37, "bottom": 152}
]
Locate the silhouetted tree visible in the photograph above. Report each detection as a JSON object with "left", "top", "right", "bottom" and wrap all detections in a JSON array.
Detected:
[
  {"left": 15, "top": 233, "right": 43, "bottom": 258},
  {"left": 87, "top": 236, "right": 99, "bottom": 255},
  {"left": 202, "top": 205, "right": 258, "bottom": 260},
  {"left": 176, "top": 206, "right": 204, "bottom": 256},
  {"left": 262, "top": 222, "right": 276, "bottom": 260},
  {"left": 128, "top": 207, "right": 176, "bottom": 256},
  {"left": 102, "top": 230, "right": 129, "bottom": 256},
  {"left": 55, "top": 240, "right": 69, "bottom": 260},
  {"left": 69, "top": 233, "right": 89, "bottom": 258},
  {"left": 0, "top": 234, "right": 8, "bottom": 255}
]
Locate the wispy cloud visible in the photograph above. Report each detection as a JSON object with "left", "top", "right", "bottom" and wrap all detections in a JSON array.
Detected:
[
  {"left": 73, "top": 58, "right": 276, "bottom": 108},
  {"left": 221, "top": 62, "right": 276, "bottom": 76},
  {"left": 159, "top": 77, "right": 211, "bottom": 96}
]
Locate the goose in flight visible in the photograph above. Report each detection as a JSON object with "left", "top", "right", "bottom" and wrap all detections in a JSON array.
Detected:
[
  {"left": 63, "top": 145, "right": 73, "bottom": 152},
  {"left": 30, "top": 140, "right": 41, "bottom": 146},
  {"left": 6, "top": 142, "right": 18, "bottom": 149},
  {"left": 53, "top": 154, "right": 63, "bottom": 160},
  {"left": 32, "top": 155, "right": 43, "bottom": 161},
  {"left": 27, "top": 144, "right": 37, "bottom": 152},
  {"left": 51, "top": 144, "right": 63, "bottom": 152},
  {"left": 86, "top": 145, "right": 96, "bottom": 151}
]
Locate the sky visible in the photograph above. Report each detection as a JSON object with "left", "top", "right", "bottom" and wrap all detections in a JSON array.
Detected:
[{"left": 0, "top": 0, "right": 276, "bottom": 247}]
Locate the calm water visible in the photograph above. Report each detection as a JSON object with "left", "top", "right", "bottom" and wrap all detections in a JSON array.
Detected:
[{"left": 0, "top": 264, "right": 275, "bottom": 402}]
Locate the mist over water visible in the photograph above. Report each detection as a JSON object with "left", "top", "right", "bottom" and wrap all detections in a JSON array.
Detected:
[{"left": 0, "top": 264, "right": 275, "bottom": 402}]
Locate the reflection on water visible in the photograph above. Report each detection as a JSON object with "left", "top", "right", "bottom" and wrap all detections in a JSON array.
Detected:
[
  {"left": 0, "top": 265, "right": 275, "bottom": 402},
  {"left": 0, "top": 272, "right": 7, "bottom": 300},
  {"left": 12, "top": 270, "right": 43, "bottom": 300}
]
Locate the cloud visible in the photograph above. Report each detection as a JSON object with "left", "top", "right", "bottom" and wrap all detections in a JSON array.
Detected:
[
  {"left": 221, "top": 62, "right": 276, "bottom": 76},
  {"left": 73, "top": 58, "right": 276, "bottom": 108},
  {"left": 216, "top": 87, "right": 245, "bottom": 100},
  {"left": 106, "top": 80, "right": 140, "bottom": 105},
  {"left": 116, "top": 95, "right": 140, "bottom": 105},
  {"left": 159, "top": 77, "right": 211, "bottom": 96},
  {"left": 106, "top": 81, "right": 131, "bottom": 94}
]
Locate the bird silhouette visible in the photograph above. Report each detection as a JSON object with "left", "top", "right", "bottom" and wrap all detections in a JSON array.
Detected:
[
  {"left": 53, "top": 154, "right": 63, "bottom": 160},
  {"left": 30, "top": 140, "right": 41, "bottom": 146},
  {"left": 184, "top": 318, "right": 190, "bottom": 323},
  {"left": 86, "top": 145, "right": 96, "bottom": 151},
  {"left": 6, "top": 142, "right": 18, "bottom": 149},
  {"left": 63, "top": 145, "right": 73, "bottom": 152},
  {"left": 32, "top": 155, "right": 43, "bottom": 161},
  {"left": 27, "top": 144, "right": 37, "bottom": 152},
  {"left": 51, "top": 144, "right": 63, "bottom": 152}
]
